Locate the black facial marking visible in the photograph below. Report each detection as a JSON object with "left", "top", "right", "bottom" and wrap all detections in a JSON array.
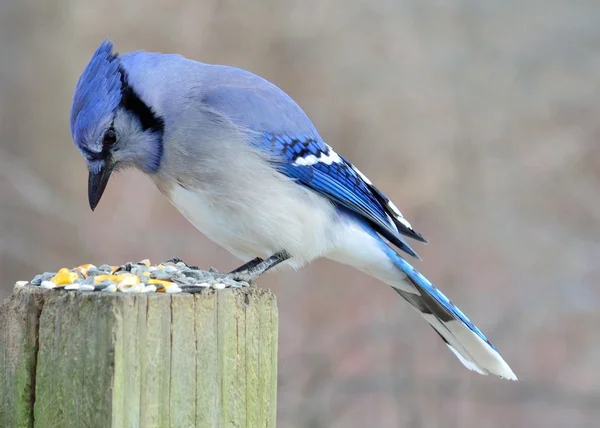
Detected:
[
  {"left": 118, "top": 67, "right": 165, "bottom": 134},
  {"left": 102, "top": 128, "right": 117, "bottom": 149}
]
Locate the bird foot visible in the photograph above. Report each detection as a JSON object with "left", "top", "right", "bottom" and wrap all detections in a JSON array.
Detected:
[{"left": 227, "top": 251, "right": 290, "bottom": 284}]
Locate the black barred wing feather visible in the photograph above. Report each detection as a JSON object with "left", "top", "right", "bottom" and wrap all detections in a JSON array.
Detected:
[{"left": 263, "top": 132, "right": 426, "bottom": 258}]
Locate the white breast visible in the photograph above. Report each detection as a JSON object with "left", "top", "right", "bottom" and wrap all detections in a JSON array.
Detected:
[{"left": 165, "top": 176, "right": 339, "bottom": 269}]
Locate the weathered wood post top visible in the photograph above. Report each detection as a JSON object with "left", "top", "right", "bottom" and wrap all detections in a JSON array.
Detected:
[{"left": 1, "top": 278, "right": 278, "bottom": 428}]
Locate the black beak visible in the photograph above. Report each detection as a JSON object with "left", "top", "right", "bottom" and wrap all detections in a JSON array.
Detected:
[{"left": 88, "top": 162, "right": 113, "bottom": 211}]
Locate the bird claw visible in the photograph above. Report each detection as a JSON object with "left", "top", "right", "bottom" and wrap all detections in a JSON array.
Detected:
[{"left": 165, "top": 252, "right": 289, "bottom": 286}]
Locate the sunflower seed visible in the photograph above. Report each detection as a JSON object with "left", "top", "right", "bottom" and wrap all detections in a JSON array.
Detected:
[
  {"left": 122, "top": 284, "right": 142, "bottom": 293},
  {"left": 102, "top": 283, "right": 117, "bottom": 293},
  {"left": 31, "top": 272, "right": 54, "bottom": 285},
  {"left": 41, "top": 281, "right": 56, "bottom": 289},
  {"left": 166, "top": 285, "right": 183, "bottom": 294},
  {"left": 98, "top": 264, "right": 114, "bottom": 273},
  {"left": 86, "top": 268, "right": 103, "bottom": 277},
  {"left": 163, "top": 265, "right": 178, "bottom": 274},
  {"left": 151, "top": 271, "right": 174, "bottom": 280}
]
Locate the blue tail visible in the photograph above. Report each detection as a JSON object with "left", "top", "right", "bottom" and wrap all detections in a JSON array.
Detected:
[{"left": 384, "top": 245, "right": 517, "bottom": 380}]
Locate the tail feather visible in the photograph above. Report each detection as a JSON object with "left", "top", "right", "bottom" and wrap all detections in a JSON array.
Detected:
[
  {"left": 328, "top": 214, "right": 516, "bottom": 380},
  {"left": 386, "top": 248, "right": 517, "bottom": 380}
]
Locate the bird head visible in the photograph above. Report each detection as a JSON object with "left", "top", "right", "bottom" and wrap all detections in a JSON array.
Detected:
[{"left": 70, "top": 40, "right": 164, "bottom": 210}]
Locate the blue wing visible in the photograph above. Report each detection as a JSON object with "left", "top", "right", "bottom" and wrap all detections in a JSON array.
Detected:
[
  {"left": 260, "top": 132, "right": 426, "bottom": 259},
  {"left": 190, "top": 71, "right": 425, "bottom": 256}
]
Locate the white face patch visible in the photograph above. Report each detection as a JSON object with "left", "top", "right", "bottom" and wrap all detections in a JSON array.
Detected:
[{"left": 293, "top": 149, "right": 341, "bottom": 166}]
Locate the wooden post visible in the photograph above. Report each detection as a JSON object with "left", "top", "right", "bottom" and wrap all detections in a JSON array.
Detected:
[{"left": 0, "top": 285, "right": 278, "bottom": 428}]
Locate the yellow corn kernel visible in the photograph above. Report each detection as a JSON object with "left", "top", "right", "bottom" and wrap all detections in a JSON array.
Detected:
[
  {"left": 148, "top": 279, "right": 174, "bottom": 289},
  {"left": 51, "top": 268, "right": 79, "bottom": 286},
  {"left": 138, "top": 259, "right": 151, "bottom": 267},
  {"left": 141, "top": 271, "right": 151, "bottom": 277},
  {"left": 116, "top": 273, "right": 138, "bottom": 280},
  {"left": 117, "top": 275, "right": 140, "bottom": 288},
  {"left": 94, "top": 273, "right": 138, "bottom": 284},
  {"left": 94, "top": 274, "right": 120, "bottom": 284},
  {"left": 75, "top": 264, "right": 96, "bottom": 278}
]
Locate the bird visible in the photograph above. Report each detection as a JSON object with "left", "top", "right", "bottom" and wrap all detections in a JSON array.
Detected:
[{"left": 69, "top": 39, "right": 516, "bottom": 380}]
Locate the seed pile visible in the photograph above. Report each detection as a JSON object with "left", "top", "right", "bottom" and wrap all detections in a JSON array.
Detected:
[{"left": 23, "top": 259, "right": 249, "bottom": 294}]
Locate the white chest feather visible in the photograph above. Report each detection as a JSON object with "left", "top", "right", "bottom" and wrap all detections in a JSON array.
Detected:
[{"left": 165, "top": 179, "right": 338, "bottom": 268}]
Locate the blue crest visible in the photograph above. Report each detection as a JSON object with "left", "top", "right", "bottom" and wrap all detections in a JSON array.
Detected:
[{"left": 70, "top": 40, "right": 123, "bottom": 154}]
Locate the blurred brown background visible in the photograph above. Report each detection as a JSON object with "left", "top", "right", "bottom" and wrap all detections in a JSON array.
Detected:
[{"left": 1, "top": 0, "right": 600, "bottom": 426}]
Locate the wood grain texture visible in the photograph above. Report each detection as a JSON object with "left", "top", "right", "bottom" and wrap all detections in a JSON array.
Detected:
[
  {"left": 0, "top": 286, "right": 45, "bottom": 428},
  {"left": 0, "top": 286, "right": 278, "bottom": 428}
]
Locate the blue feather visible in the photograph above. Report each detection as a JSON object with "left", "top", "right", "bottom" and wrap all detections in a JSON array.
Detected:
[
  {"left": 384, "top": 246, "right": 496, "bottom": 350},
  {"left": 261, "top": 132, "right": 422, "bottom": 258},
  {"left": 70, "top": 40, "right": 122, "bottom": 155}
]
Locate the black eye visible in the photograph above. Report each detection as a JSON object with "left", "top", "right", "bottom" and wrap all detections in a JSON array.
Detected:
[{"left": 103, "top": 129, "right": 117, "bottom": 148}]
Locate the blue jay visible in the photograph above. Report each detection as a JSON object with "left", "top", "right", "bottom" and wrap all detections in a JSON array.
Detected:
[{"left": 70, "top": 40, "right": 516, "bottom": 380}]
